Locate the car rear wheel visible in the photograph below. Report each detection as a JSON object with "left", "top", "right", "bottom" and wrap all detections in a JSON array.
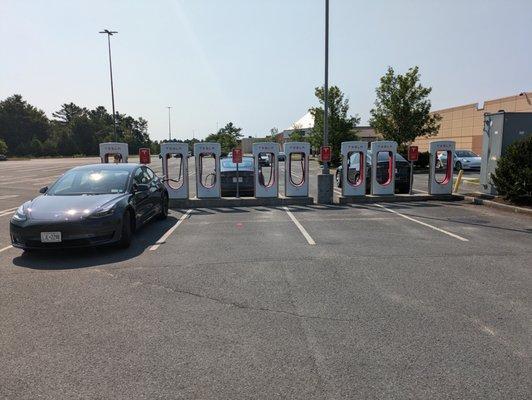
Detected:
[
  {"left": 158, "top": 194, "right": 169, "bottom": 220},
  {"left": 455, "top": 161, "right": 462, "bottom": 171},
  {"left": 118, "top": 210, "right": 132, "bottom": 248},
  {"left": 436, "top": 160, "right": 443, "bottom": 169}
]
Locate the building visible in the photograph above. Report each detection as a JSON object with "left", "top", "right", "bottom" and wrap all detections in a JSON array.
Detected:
[
  {"left": 413, "top": 92, "right": 532, "bottom": 154},
  {"left": 277, "top": 112, "right": 378, "bottom": 145}
]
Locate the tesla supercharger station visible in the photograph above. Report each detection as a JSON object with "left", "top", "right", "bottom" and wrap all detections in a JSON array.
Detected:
[
  {"left": 194, "top": 142, "right": 221, "bottom": 198},
  {"left": 253, "top": 142, "right": 279, "bottom": 198},
  {"left": 429, "top": 140, "right": 455, "bottom": 195},
  {"left": 160, "top": 142, "right": 189, "bottom": 199},
  {"left": 99, "top": 142, "right": 129, "bottom": 163},
  {"left": 370, "top": 141, "right": 397, "bottom": 196},
  {"left": 284, "top": 142, "right": 310, "bottom": 197},
  {"left": 341, "top": 141, "right": 367, "bottom": 197}
]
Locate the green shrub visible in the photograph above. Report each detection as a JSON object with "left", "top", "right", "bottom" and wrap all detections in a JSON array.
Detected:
[{"left": 491, "top": 136, "right": 532, "bottom": 204}]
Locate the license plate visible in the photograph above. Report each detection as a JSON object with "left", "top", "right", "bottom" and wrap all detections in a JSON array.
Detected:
[
  {"left": 232, "top": 177, "right": 243, "bottom": 183},
  {"left": 41, "top": 232, "right": 62, "bottom": 243}
]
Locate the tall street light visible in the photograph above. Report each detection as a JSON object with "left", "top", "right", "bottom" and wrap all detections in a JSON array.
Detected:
[
  {"left": 167, "top": 106, "right": 172, "bottom": 140},
  {"left": 99, "top": 29, "right": 118, "bottom": 142},
  {"left": 317, "top": 0, "right": 333, "bottom": 204}
]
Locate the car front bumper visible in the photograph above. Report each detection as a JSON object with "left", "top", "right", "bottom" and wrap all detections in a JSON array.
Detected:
[{"left": 10, "top": 216, "right": 122, "bottom": 250}]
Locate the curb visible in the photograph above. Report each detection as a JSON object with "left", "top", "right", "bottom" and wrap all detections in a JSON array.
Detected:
[
  {"left": 337, "top": 194, "right": 463, "bottom": 204},
  {"left": 170, "top": 196, "right": 314, "bottom": 209},
  {"left": 463, "top": 196, "right": 532, "bottom": 216}
]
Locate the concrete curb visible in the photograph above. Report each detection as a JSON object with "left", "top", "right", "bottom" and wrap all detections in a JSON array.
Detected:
[
  {"left": 169, "top": 196, "right": 314, "bottom": 209},
  {"left": 337, "top": 194, "right": 464, "bottom": 204},
  {"left": 463, "top": 196, "right": 532, "bottom": 216}
]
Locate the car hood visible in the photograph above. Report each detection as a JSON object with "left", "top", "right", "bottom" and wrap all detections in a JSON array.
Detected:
[{"left": 26, "top": 194, "right": 126, "bottom": 221}]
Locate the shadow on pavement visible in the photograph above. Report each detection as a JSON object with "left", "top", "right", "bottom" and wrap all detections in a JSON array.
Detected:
[{"left": 11, "top": 215, "right": 180, "bottom": 270}]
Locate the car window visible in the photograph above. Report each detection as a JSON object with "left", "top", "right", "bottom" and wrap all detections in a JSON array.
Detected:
[
  {"left": 221, "top": 157, "right": 254, "bottom": 170},
  {"left": 47, "top": 169, "right": 130, "bottom": 195}
]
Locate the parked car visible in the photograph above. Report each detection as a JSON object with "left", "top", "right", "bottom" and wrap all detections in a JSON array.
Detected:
[
  {"left": 10, "top": 164, "right": 168, "bottom": 251},
  {"left": 220, "top": 156, "right": 255, "bottom": 196},
  {"left": 0, "top": 154, "right": 7, "bottom": 161},
  {"left": 258, "top": 153, "right": 271, "bottom": 167},
  {"left": 437, "top": 150, "right": 481, "bottom": 171},
  {"left": 335, "top": 150, "right": 411, "bottom": 193},
  {"left": 278, "top": 152, "right": 286, "bottom": 162}
]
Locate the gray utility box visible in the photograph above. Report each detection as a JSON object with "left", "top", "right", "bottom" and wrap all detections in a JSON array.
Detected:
[{"left": 480, "top": 112, "right": 532, "bottom": 195}]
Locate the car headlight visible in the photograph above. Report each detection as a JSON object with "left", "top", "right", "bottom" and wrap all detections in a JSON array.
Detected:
[
  {"left": 12, "top": 205, "right": 27, "bottom": 222},
  {"left": 89, "top": 204, "right": 117, "bottom": 218}
]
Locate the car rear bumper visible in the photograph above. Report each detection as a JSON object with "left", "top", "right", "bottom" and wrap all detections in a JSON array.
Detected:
[{"left": 10, "top": 217, "right": 122, "bottom": 250}]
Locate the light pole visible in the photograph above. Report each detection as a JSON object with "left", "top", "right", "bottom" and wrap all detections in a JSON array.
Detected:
[
  {"left": 99, "top": 29, "right": 118, "bottom": 142},
  {"left": 317, "top": 0, "right": 333, "bottom": 204},
  {"left": 167, "top": 106, "right": 172, "bottom": 140}
]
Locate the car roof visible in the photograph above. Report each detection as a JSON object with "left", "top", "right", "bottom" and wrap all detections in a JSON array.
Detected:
[{"left": 71, "top": 163, "right": 140, "bottom": 172}]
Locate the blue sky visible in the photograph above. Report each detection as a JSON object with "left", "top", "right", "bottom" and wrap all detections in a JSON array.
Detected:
[{"left": 1, "top": 0, "right": 531, "bottom": 141}]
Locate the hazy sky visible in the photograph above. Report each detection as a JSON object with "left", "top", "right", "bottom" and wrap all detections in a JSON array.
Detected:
[{"left": 1, "top": 0, "right": 531, "bottom": 141}]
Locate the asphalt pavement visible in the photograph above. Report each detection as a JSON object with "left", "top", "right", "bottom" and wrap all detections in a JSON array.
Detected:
[{"left": 0, "top": 157, "right": 530, "bottom": 399}]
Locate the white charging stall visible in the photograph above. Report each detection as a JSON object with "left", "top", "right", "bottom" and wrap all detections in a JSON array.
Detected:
[
  {"left": 160, "top": 142, "right": 189, "bottom": 199},
  {"left": 341, "top": 141, "right": 367, "bottom": 196},
  {"left": 429, "top": 140, "right": 455, "bottom": 195},
  {"left": 284, "top": 142, "right": 310, "bottom": 197},
  {"left": 370, "top": 141, "right": 397, "bottom": 196},
  {"left": 253, "top": 142, "right": 279, "bottom": 198},
  {"left": 194, "top": 142, "right": 221, "bottom": 198},
  {"left": 99, "top": 142, "right": 128, "bottom": 163}
]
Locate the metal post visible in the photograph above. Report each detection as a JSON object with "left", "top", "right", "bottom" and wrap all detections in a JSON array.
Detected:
[
  {"left": 409, "top": 160, "right": 414, "bottom": 195},
  {"left": 236, "top": 162, "right": 240, "bottom": 198},
  {"left": 167, "top": 106, "right": 172, "bottom": 140},
  {"left": 99, "top": 30, "right": 118, "bottom": 142},
  {"left": 316, "top": 0, "right": 334, "bottom": 204},
  {"left": 323, "top": 0, "right": 329, "bottom": 175}
]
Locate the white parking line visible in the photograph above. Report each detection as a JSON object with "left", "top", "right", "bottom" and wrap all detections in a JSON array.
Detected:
[
  {"left": 149, "top": 209, "right": 192, "bottom": 251},
  {"left": 374, "top": 204, "right": 468, "bottom": 242},
  {"left": 283, "top": 206, "right": 316, "bottom": 245},
  {"left": 0, "top": 195, "right": 19, "bottom": 200},
  {"left": 0, "top": 207, "right": 17, "bottom": 214},
  {"left": 0, "top": 245, "right": 13, "bottom": 254}
]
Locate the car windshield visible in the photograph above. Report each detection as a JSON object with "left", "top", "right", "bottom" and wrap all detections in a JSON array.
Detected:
[
  {"left": 456, "top": 150, "right": 478, "bottom": 157},
  {"left": 47, "top": 169, "right": 130, "bottom": 196},
  {"left": 221, "top": 158, "right": 254, "bottom": 171}
]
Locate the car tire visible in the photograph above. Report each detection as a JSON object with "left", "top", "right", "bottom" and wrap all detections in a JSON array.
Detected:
[
  {"left": 158, "top": 194, "right": 169, "bottom": 220},
  {"left": 118, "top": 210, "right": 133, "bottom": 248},
  {"left": 455, "top": 161, "right": 462, "bottom": 171},
  {"left": 336, "top": 171, "right": 342, "bottom": 188},
  {"left": 436, "top": 160, "right": 443, "bottom": 169},
  {"left": 397, "top": 184, "right": 410, "bottom": 194}
]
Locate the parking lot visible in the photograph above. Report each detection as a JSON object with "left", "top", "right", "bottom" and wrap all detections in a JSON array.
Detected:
[{"left": 0, "top": 158, "right": 530, "bottom": 399}]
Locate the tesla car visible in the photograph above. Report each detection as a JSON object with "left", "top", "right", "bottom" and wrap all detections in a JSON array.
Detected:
[
  {"left": 220, "top": 156, "right": 255, "bottom": 196},
  {"left": 335, "top": 150, "right": 411, "bottom": 193},
  {"left": 10, "top": 163, "right": 168, "bottom": 250},
  {"left": 437, "top": 149, "right": 481, "bottom": 171}
]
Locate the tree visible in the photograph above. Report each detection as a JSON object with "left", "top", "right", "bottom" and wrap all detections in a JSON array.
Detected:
[
  {"left": 289, "top": 124, "right": 307, "bottom": 142},
  {"left": 205, "top": 122, "right": 243, "bottom": 153},
  {"left": 491, "top": 136, "right": 532, "bottom": 204},
  {"left": 0, "top": 138, "right": 7, "bottom": 154},
  {"left": 0, "top": 95, "right": 50, "bottom": 156},
  {"left": 369, "top": 66, "right": 441, "bottom": 147},
  {"left": 309, "top": 86, "right": 359, "bottom": 166}
]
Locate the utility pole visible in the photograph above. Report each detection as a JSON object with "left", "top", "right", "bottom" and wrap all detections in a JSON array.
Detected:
[
  {"left": 99, "top": 29, "right": 118, "bottom": 142},
  {"left": 167, "top": 106, "right": 172, "bottom": 140},
  {"left": 317, "top": 0, "right": 333, "bottom": 204}
]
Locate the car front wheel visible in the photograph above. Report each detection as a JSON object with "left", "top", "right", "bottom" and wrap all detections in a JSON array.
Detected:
[
  {"left": 158, "top": 194, "right": 169, "bottom": 220},
  {"left": 455, "top": 161, "right": 462, "bottom": 171},
  {"left": 118, "top": 210, "right": 133, "bottom": 248}
]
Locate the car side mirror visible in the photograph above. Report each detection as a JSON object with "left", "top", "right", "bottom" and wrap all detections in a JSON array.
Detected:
[
  {"left": 39, "top": 186, "right": 48, "bottom": 194},
  {"left": 132, "top": 183, "right": 150, "bottom": 193}
]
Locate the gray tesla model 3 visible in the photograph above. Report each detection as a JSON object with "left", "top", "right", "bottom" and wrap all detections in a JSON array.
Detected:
[{"left": 10, "top": 163, "right": 169, "bottom": 250}]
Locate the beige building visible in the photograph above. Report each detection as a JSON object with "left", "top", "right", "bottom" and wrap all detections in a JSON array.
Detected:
[{"left": 413, "top": 92, "right": 532, "bottom": 154}]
